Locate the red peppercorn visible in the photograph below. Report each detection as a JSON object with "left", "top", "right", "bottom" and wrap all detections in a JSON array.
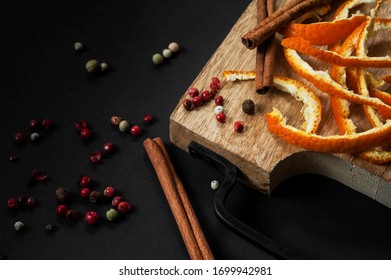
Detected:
[
  {"left": 201, "top": 90, "right": 213, "bottom": 102},
  {"left": 26, "top": 196, "right": 37, "bottom": 207},
  {"left": 211, "top": 77, "right": 221, "bottom": 88},
  {"left": 192, "top": 95, "right": 203, "bottom": 106},
  {"left": 31, "top": 168, "right": 47, "bottom": 181},
  {"left": 80, "top": 128, "right": 92, "bottom": 140},
  {"left": 9, "top": 155, "right": 20, "bottom": 162},
  {"left": 7, "top": 198, "right": 19, "bottom": 209},
  {"left": 183, "top": 98, "right": 194, "bottom": 111},
  {"left": 75, "top": 120, "right": 87, "bottom": 131},
  {"left": 90, "top": 151, "right": 102, "bottom": 163},
  {"left": 42, "top": 118, "right": 54, "bottom": 130},
  {"left": 13, "top": 132, "right": 27, "bottom": 143},
  {"left": 17, "top": 195, "right": 27, "bottom": 207},
  {"left": 30, "top": 119, "right": 41, "bottom": 130},
  {"left": 112, "top": 196, "right": 124, "bottom": 207},
  {"left": 103, "top": 142, "right": 115, "bottom": 154},
  {"left": 234, "top": 121, "right": 244, "bottom": 133},
  {"left": 80, "top": 187, "right": 91, "bottom": 199},
  {"left": 130, "top": 125, "right": 142, "bottom": 136},
  {"left": 216, "top": 112, "right": 226, "bottom": 123},
  {"left": 56, "top": 204, "right": 69, "bottom": 216},
  {"left": 103, "top": 186, "right": 115, "bottom": 198},
  {"left": 79, "top": 176, "right": 91, "bottom": 187},
  {"left": 143, "top": 114, "right": 153, "bottom": 124},
  {"left": 66, "top": 209, "right": 78, "bottom": 222},
  {"left": 188, "top": 87, "right": 199, "bottom": 98},
  {"left": 117, "top": 201, "right": 132, "bottom": 213},
  {"left": 215, "top": 95, "right": 224, "bottom": 106},
  {"left": 85, "top": 211, "right": 100, "bottom": 225}
]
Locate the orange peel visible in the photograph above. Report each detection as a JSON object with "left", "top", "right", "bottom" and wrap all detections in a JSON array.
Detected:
[
  {"left": 283, "top": 47, "right": 391, "bottom": 119},
  {"left": 266, "top": 108, "right": 391, "bottom": 154},
  {"left": 282, "top": 15, "right": 367, "bottom": 45},
  {"left": 223, "top": 70, "right": 256, "bottom": 81},
  {"left": 272, "top": 76, "right": 322, "bottom": 133},
  {"left": 281, "top": 36, "right": 391, "bottom": 68}
]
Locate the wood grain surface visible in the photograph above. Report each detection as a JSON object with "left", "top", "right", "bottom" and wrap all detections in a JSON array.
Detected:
[{"left": 170, "top": 0, "right": 391, "bottom": 207}]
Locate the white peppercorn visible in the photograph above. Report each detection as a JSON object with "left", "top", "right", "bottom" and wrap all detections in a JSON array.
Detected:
[
  {"left": 74, "top": 42, "right": 83, "bottom": 51},
  {"left": 168, "top": 42, "right": 180, "bottom": 53},
  {"left": 162, "top": 49, "right": 172, "bottom": 58},
  {"left": 14, "top": 221, "right": 25, "bottom": 231},
  {"left": 211, "top": 180, "right": 219, "bottom": 190},
  {"left": 118, "top": 120, "right": 130, "bottom": 132}
]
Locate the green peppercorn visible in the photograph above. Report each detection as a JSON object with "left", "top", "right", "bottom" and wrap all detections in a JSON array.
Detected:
[
  {"left": 118, "top": 119, "right": 130, "bottom": 132},
  {"left": 106, "top": 208, "right": 119, "bottom": 222},
  {"left": 85, "top": 59, "right": 100, "bottom": 73},
  {"left": 162, "top": 49, "right": 172, "bottom": 58},
  {"left": 30, "top": 132, "right": 40, "bottom": 141},
  {"left": 100, "top": 62, "right": 109, "bottom": 71},
  {"left": 14, "top": 221, "right": 25, "bottom": 231},
  {"left": 152, "top": 53, "right": 164, "bottom": 65},
  {"left": 74, "top": 42, "right": 83, "bottom": 51}
]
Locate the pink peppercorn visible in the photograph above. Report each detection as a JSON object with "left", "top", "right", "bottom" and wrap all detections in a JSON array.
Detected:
[
  {"left": 130, "top": 125, "right": 142, "bottom": 136},
  {"left": 117, "top": 201, "right": 132, "bottom": 213},
  {"left": 85, "top": 211, "right": 100, "bottom": 225},
  {"left": 143, "top": 114, "right": 153, "bottom": 124},
  {"left": 7, "top": 198, "right": 19, "bottom": 209},
  {"left": 183, "top": 98, "right": 194, "bottom": 111},
  {"left": 201, "top": 90, "right": 213, "bottom": 102},
  {"left": 112, "top": 196, "right": 124, "bottom": 207},
  {"left": 80, "top": 128, "right": 92, "bottom": 140},
  {"left": 103, "top": 186, "right": 115, "bottom": 198},
  {"left": 79, "top": 176, "right": 91, "bottom": 187},
  {"left": 42, "top": 118, "right": 54, "bottom": 130},
  {"left": 90, "top": 151, "right": 102, "bottom": 163},
  {"left": 103, "top": 142, "right": 115, "bottom": 154},
  {"left": 215, "top": 95, "right": 224, "bottom": 106},
  {"left": 192, "top": 96, "right": 203, "bottom": 106},
  {"left": 56, "top": 204, "right": 69, "bottom": 216},
  {"left": 75, "top": 120, "right": 88, "bottom": 131},
  {"left": 188, "top": 87, "right": 199, "bottom": 98},
  {"left": 13, "top": 132, "right": 27, "bottom": 143},
  {"left": 234, "top": 121, "right": 244, "bottom": 133},
  {"left": 216, "top": 112, "right": 226, "bottom": 123},
  {"left": 80, "top": 187, "right": 91, "bottom": 199}
]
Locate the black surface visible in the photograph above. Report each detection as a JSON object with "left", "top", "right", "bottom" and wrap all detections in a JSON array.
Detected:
[{"left": 1, "top": 0, "right": 391, "bottom": 260}]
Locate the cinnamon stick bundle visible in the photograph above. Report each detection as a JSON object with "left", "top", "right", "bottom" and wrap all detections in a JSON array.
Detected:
[
  {"left": 242, "top": 0, "right": 332, "bottom": 50},
  {"left": 143, "top": 137, "right": 214, "bottom": 260}
]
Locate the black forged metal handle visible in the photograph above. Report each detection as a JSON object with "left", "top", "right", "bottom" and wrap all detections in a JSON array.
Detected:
[{"left": 188, "top": 141, "right": 302, "bottom": 260}]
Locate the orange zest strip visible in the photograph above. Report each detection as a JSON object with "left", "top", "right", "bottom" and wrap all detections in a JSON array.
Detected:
[
  {"left": 371, "top": 89, "right": 391, "bottom": 106},
  {"left": 282, "top": 15, "right": 367, "bottom": 45},
  {"left": 273, "top": 76, "right": 322, "bottom": 133},
  {"left": 333, "top": 0, "right": 375, "bottom": 20},
  {"left": 283, "top": 47, "right": 391, "bottom": 119},
  {"left": 266, "top": 108, "right": 391, "bottom": 154},
  {"left": 223, "top": 70, "right": 256, "bottom": 81},
  {"left": 281, "top": 36, "right": 391, "bottom": 68}
]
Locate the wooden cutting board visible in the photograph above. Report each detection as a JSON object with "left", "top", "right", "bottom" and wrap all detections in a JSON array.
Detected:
[{"left": 170, "top": 0, "right": 391, "bottom": 207}]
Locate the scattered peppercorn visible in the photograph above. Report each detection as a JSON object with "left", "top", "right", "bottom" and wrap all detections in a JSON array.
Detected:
[
  {"left": 85, "top": 59, "right": 100, "bottom": 73},
  {"left": 13, "top": 131, "right": 27, "bottom": 143},
  {"left": 106, "top": 208, "right": 119, "bottom": 222},
  {"left": 188, "top": 87, "right": 199, "bottom": 98},
  {"left": 90, "top": 151, "right": 102, "bottom": 163},
  {"left": 17, "top": 195, "right": 27, "bottom": 207},
  {"left": 80, "top": 187, "right": 91, "bottom": 199},
  {"left": 75, "top": 120, "right": 87, "bottom": 131},
  {"left": 66, "top": 209, "right": 78, "bottom": 222},
  {"left": 234, "top": 121, "right": 245, "bottom": 133},
  {"left": 242, "top": 99, "right": 255, "bottom": 115},
  {"left": 9, "top": 155, "right": 20, "bottom": 162},
  {"left": 30, "top": 119, "right": 41, "bottom": 130},
  {"left": 85, "top": 211, "right": 100, "bottom": 225},
  {"left": 112, "top": 196, "right": 124, "bottom": 207},
  {"left": 79, "top": 175, "right": 91, "bottom": 187},
  {"left": 7, "top": 198, "right": 19, "bottom": 209},
  {"left": 31, "top": 168, "right": 47, "bottom": 181},
  {"left": 89, "top": 190, "right": 101, "bottom": 203},
  {"left": 214, "top": 105, "right": 224, "bottom": 115},
  {"left": 117, "top": 201, "right": 132, "bottom": 213},
  {"left": 168, "top": 42, "right": 180, "bottom": 53},
  {"left": 143, "top": 114, "right": 153, "bottom": 124},
  {"left": 152, "top": 53, "right": 164, "bottom": 65},
  {"left": 211, "top": 180, "right": 219, "bottom": 190},
  {"left": 103, "top": 142, "right": 115, "bottom": 154},
  {"left": 192, "top": 96, "right": 203, "bottom": 106},
  {"left": 74, "top": 42, "right": 83, "bottom": 51},
  {"left": 14, "top": 221, "right": 25, "bottom": 232},
  {"left": 118, "top": 120, "right": 130, "bottom": 132},
  {"left": 42, "top": 118, "right": 54, "bottom": 130},
  {"left": 55, "top": 187, "right": 70, "bottom": 203},
  {"left": 30, "top": 132, "right": 40, "bottom": 141},
  {"left": 100, "top": 62, "right": 109, "bottom": 71},
  {"left": 216, "top": 112, "right": 226, "bottom": 123},
  {"left": 80, "top": 128, "right": 92, "bottom": 140},
  {"left": 111, "top": 116, "right": 123, "bottom": 126},
  {"left": 162, "top": 49, "right": 172, "bottom": 58},
  {"left": 130, "top": 125, "right": 142, "bottom": 136},
  {"left": 103, "top": 186, "right": 115, "bottom": 198},
  {"left": 183, "top": 98, "right": 194, "bottom": 111},
  {"left": 56, "top": 204, "right": 69, "bottom": 216},
  {"left": 214, "top": 95, "right": 224, "bottom": 106},
  {"left": 26, "top": 196, "right": 37, "bottom": 207},
  {"left": 45, "top": 224, "right": 56, "bottom": 234}
]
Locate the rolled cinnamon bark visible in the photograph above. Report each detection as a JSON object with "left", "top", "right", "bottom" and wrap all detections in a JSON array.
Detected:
[{"left": 242, "top": 0, "right": 332, "bottom": 50}]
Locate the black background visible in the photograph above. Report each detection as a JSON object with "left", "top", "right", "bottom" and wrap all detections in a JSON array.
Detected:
[{"left": 1, "top": 0, "right": 391, "bottom": 260}]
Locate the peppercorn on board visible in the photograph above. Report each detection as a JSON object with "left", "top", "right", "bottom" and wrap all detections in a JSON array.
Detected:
[{"left": 169, "top": 0, "right": 391, "bottom": 207}]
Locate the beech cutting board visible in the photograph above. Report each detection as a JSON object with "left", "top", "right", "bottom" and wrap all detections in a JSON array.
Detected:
[{"left": 170, "top": 0, "right": 391, "bottom": 207}]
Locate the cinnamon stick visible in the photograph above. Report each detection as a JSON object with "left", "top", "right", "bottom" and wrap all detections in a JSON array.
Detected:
[
  {"left": 143, "top": 137, "right": 214, "bottom": 260},
  {"left": 242, "top": 0, "right": 332, "bottom": 50},
  {"left": 153, "top": 137, "right": 214, "bottom": 260},
  {"left": 255, "top": 0, "right": 268, "bottom": 94}
]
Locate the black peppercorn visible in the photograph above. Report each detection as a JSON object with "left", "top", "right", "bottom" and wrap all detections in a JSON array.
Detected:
[
  {"left": 55, "top": 187, "right": 70, "bottom": 203},
  {"left": 242, "top": 99, "right": 255, "bottom": 115},
  {"left": 89, "top": 190, "right": 101, "bottom": 203},
  {"left": 45, "top": 224, "right": 56, "bottom": 234}
]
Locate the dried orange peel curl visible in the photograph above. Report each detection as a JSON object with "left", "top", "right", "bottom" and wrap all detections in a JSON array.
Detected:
[
  {"left": 283, "top": 47, "right": 391, "bottom": 119},
  {"left": 281, "top": 14, "right": 367, "bottom": 45},
  {"left": 272, "top": 76, "right": 322, "bottom": 133},
  {"left": 266, "top": 108, "right": 391, "bottom": 154}
]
